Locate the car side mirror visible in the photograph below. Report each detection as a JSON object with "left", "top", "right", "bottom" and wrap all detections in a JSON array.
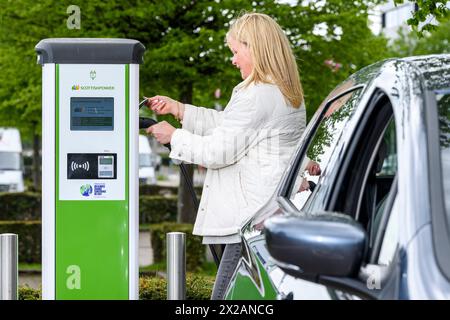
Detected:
[{"left": 264, "top": 211, "right": 367, "bottom": 280}]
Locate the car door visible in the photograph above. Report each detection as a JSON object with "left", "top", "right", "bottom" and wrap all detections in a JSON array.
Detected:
[
  {"left": 265, "top": 83, "right": 370, "bottom": 299},
  {"left": 279, "top": 87, "right": 400, "bottom": 299}
]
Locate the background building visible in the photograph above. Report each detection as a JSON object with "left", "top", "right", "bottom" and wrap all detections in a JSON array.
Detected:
[
  {"left": 371, "top": 0, "right": 450, "bottom": 40},
  {"left": 369, "top": 1, "right": 417, "bottom": 39}
]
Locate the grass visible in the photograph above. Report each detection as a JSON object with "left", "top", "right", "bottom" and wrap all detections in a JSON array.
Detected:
[
  {"left": 139, "top": 262, "right": 166, "bottom": 273},
  {"left": 156, "top": 174, "right": 168, "bottom": 181},
  {"left": 19, "top": 263, "right": 41, "bottom": 271}
]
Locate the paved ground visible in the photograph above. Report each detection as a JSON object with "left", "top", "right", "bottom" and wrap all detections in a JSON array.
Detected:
[
  {"left": 19, "top": 273, "right": 41, "bottom": 290},
  {"left": 139, "top": 231, "right": 153, "bottom": 266}
]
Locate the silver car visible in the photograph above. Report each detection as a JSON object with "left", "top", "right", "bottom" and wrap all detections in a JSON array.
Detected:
[{"left": 225, "top": 54, "right": 450, "bottom": 300}]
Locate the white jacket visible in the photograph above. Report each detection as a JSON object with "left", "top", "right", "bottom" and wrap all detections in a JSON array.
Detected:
[{"left": 170, "top": 81, "right": 307, "bottom": 236}]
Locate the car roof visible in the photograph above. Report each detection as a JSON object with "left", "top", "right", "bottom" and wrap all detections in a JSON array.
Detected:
[
  {"left": 347, "top": 54, "right": 450, "bottom": 93},
  {"left": 401, "top": 54, "right": 450, "bottom": 91}
]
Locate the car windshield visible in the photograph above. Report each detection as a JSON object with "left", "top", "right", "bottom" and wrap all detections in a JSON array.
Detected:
[
  {"left": 139, "top": 154, "right": 152, "bottom": 168},
  {"left": 437, "top": 90, "right": 450, "bottom": 217},
  {"left": 0, "top": 152, "right": 21, "bottom": 170}
]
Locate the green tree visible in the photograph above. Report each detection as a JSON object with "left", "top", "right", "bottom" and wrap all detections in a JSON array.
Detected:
[
  {"left": 0, "top": 0, "right": 143, "bottom": 189},
  {"left": 0, "top": 0, "right": 389, "bottom": 222},
  {"left": 140, "top": 0, "right": 256, "bottom": 223},
  {"left": 276, "top": 0, "right": 389, "bottom": 118},
  {"left": 393, "top": 0, "right": 450, "bottom": 36},
  {"left": 0, "top": 0, "right": 254, "bottom": 222}
]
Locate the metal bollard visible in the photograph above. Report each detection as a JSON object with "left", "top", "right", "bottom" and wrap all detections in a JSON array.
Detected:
[
  {"left": 167, "top": 232, "right": 186, "bottom": 300},
  {"left": 0, "top": 234, "right": 18, "bottom": 300}
]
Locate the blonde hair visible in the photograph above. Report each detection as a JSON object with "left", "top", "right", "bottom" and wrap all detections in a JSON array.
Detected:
[{"left": 227, "top": 13, "right": 304, "bottom": 108}]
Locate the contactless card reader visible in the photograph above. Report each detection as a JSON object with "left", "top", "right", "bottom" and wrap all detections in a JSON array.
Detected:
[
  {"left": 36, "top": 38, "right": 145, "bottom": 300},
  {"left": 98, "top": 155, "right": 115, "bottom": 178}
]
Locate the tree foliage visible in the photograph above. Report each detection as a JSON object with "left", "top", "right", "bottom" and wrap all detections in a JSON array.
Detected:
[
  {"left": 393, "top": 0, "right": 450, "bottom": 37},
  {"left": 0, "top": 0, "right": 393, "bottom": 215},
  {"left": 0, "top": 0, "right": 389, "bottom": 133},
  {"left": 389, "top": 16, "right": 450, "bottom": 56},
  {"left": 277, "top": 0, "right": 389, "bottom": 118}
]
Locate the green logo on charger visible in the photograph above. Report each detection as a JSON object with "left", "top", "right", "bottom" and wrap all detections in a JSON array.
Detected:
[
  {"left": 90, "top": 70, "right": 96, "bottom": 80},
  {"left": 80, "top": 184, "right": 93, "bottom": 197}
]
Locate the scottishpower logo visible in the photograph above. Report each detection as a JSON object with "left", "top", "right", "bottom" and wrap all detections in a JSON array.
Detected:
[
  {"left": 71, "top": 85, "right": 115, "bottom": 90},
  {"left": 80, "top": 184, "right": 93, "bottom": 197}
]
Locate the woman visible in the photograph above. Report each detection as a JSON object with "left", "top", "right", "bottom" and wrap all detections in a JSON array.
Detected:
[{"left": 146, "top": 13, "right": 316, "bottom": 299}]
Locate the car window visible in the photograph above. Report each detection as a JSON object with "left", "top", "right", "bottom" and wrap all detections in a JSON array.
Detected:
[
  {"left": 318, "top": 92, "right": 398, "bottom": 299},
  {"left": 355, "top": 113, "right": 397, "bottom": 253},
  {"left": 351, "top": 114, "right": 398, "bottom": 257},
  {"left": 378, "top": 120, "right": 397, "bottom": 177},
  {"left": 290, "top": 88, "right": 364, "bottom": 211},
  {"left": 322, "top": 91, "right": 398, "bottom": 264},
  {"left": 378, "top": 197, "right": 399, "bottom": 266},
  {"left": 436, "top": 91, "right": 450, "bottom": 217}
]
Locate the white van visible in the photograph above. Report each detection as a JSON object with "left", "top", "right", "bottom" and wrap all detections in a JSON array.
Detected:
[
  {"left": 139, "top": 134, "right": 158, "bottom": 185},
  {"left": 0, "top": 128, "right": 25, "bottom": 192}
]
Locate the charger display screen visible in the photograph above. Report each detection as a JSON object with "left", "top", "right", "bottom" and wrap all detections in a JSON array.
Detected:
[{"left": 70, "top": 97, "right": 114, "bottom": 131}]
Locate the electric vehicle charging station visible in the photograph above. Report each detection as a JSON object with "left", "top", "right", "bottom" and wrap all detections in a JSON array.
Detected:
[{"left": 35, "top": 38, "right": 145, "bottom": 299}]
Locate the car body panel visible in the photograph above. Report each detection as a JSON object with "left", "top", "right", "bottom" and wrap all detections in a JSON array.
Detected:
[
  {"left": 226, "top": 235, "right": 277, "bottom": 300},
  {"left": 404, "top": 224, "right": 450, "bottom": 299}
]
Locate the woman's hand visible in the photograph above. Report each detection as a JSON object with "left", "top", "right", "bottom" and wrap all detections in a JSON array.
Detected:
[
  {"left": 146, "top": 95, "right": 184, "bottom": 120},
  {"left": 299, "top": 177, "right": 310, "bottom": 192},
  {"left": 146, "top": 121, "right": 176, "bottom": 145}
]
